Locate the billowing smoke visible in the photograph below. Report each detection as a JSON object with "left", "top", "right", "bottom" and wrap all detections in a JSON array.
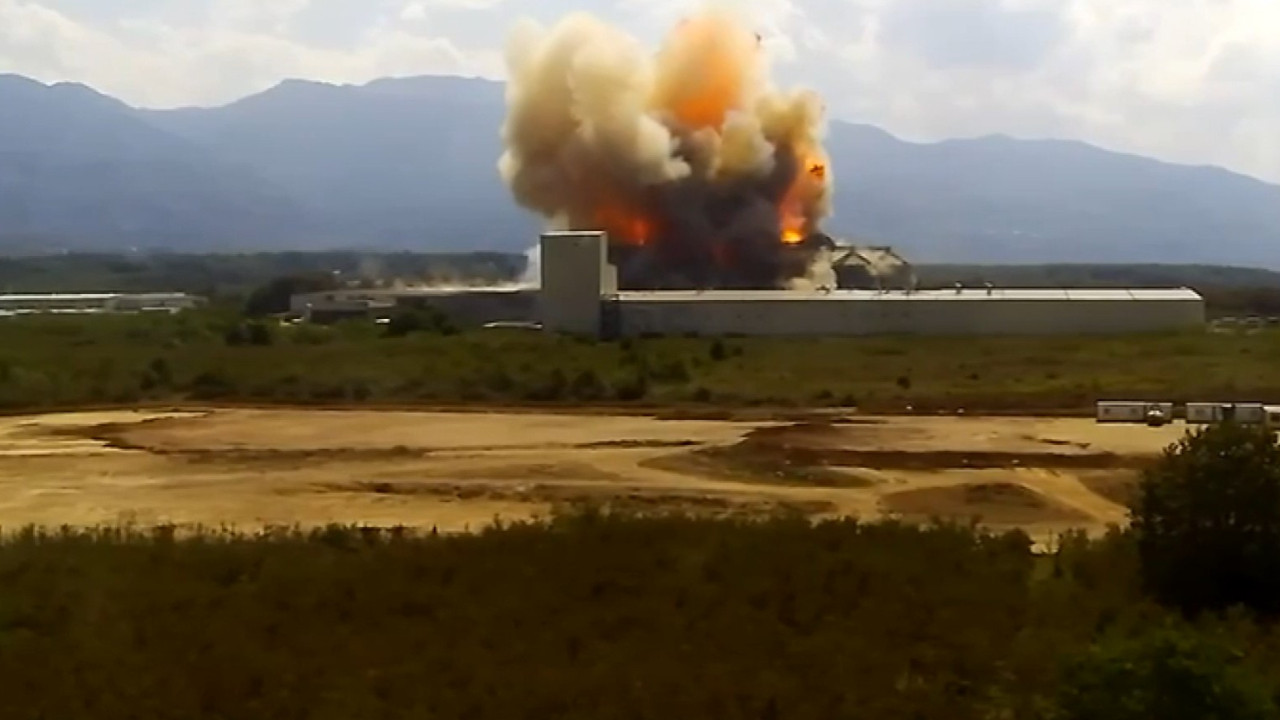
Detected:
[{"left": 499, "top": 6, "right": 834, "bottom": 290}]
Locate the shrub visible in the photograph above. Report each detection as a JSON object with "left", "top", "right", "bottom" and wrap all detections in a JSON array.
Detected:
[
  {"left": 384, "top": 308, "right": 457, "bottom": 338},
  {"left": 709, "top": 339, "right": 728, "bottom": 362},
  {"left": 569, "top": 369, "right": 607, "bottom": 401},
  {"left": 224, "top": 321, "right": 273, "bottom": 347},
  {"left": 1130, "top": 423, "right": 1280, "bottom": 616},
  {"left": 524, "top": 368, "right": 569, "bottom": 401},
  {"left": 613, "top": 370, "right": 649, "bottom": 401},
  {"left": 1054, "top": 625, "right": 1278, "bottom": 720},
  {"left": 188, "top": 370, "right": 235, "bottom": 400}
]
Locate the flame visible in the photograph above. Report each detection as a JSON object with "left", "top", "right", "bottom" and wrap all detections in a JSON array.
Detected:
[
  {"left": 651, "top": 10, "right": 757, "bottom": 130},
  {"left": 777, "top": 152, "right": 828, "bottom": 244},
  {"left": 595, "top": 203, "right": 653, "bottom": 245}
]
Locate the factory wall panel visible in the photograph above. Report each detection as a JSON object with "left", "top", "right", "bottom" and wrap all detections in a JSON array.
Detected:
[
  {"left": 540, "top": 231, "right": 608, "bottom": 335},
  {"left": 614, "top": 296, "right": 1204, "bottom": 337}
]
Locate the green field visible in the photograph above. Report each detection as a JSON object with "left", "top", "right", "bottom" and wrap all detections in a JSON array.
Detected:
[
  {"left": 0, "top": 515, "right": 1271, "bottom": 719},
  {"left": 0, "top": 308, "right": 1276, "bottom": 412}
]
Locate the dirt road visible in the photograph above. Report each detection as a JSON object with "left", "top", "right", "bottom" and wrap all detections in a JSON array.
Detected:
[{"left": 0, "top": 408, "right": 1182, "bottom": 547}]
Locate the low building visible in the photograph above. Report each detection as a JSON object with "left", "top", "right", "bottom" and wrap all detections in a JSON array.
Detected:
[
  {"left": 0, "top": 292, "right": 203, "bottom": 316},
  {"left": 290, "top": 287, "right": 537, "bottom": 326}
]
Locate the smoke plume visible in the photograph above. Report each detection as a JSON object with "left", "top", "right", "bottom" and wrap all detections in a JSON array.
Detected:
[{"left": 499, "top": 6, "right": 834, "bottom": 290}]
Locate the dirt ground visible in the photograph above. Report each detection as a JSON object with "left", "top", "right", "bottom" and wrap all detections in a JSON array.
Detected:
[{"left": 0, "top": 408, "right": 1188, "bottom": 547}]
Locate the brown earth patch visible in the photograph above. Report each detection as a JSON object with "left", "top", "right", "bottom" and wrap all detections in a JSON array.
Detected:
[
  {"left": 882, "top": 483, "right": 1092, "bottom": 526},
  {"left": 313, "top": 480, "right": 836, "bottom": 520},
  {"left": 641, "top": 444, "right": 875, "bottom": 489},
  {"left": 1076, "top": 470, "right": 1141, "bottom": 507}
]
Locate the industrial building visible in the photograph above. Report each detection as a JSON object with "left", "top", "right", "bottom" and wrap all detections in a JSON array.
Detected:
[
  {"left": 290, "top": 286, "right": 536, "bottom": 325},
  {"left": 287, "top": 230, "right": 1206, "bottom": 337},
  {"left": 538, "top": 231, "right": 1206, "bottom": 337},
  {"left": 0, "top": 292, "right": 203, "bottom": 316}
]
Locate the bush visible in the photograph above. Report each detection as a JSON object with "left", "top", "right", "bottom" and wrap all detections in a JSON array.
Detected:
[
  {"left": 188, "top": 370, "right": 235, "bottom": 400},
  {"left": 569, "top": 369, "right": 607, "bottom": 401},
  {"left": 524, "top": 368, "right": 569, "bottom": 401},
  {"left": 709, "top": 339, "right": 728, "bottom": 361},
  {"left": 613, "top": 370, "right": 649, "bottom": 402},
  {"left": 1130, "top": 423, "right": 1280, "bottom": 616},
  {"left": 1054, "top": 625, "right": 1278, "bottom": 720},
  {"left": 224, "top": 321, "right": 273, "bottom": 347},
  {"left": 384, "top": 308, "right": 458, "bottom": 338}
]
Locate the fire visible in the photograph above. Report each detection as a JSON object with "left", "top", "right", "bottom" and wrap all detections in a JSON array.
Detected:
[
  {"left": 594, "top": 203, "right": 653, "bottom": 245},
  {"left": 776, "top": 153, "right": 828, "bottom": 244},
  {"left": 499, "top": 7, "right": 837, "bottom": 289},
  {"left": 651, "top": 11, "right": 757, "bottom": 130}
]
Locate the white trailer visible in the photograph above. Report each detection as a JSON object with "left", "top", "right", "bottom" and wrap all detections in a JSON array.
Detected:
[
  {"left": 1096, "top": 401, "right": 1173, "bottom": 426},
  {"left": 1187, "top": 402, "right": 1231, "bottom": 424},
  {"left": 1187, "top": 402, "right": 1279, "bottom": 426}
]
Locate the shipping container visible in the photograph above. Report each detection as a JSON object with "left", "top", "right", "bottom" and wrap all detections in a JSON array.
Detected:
[
  {"left": 1096, "top": 401, "right": 1171, "bottom": 424},
  {"left": 1096, "top": 401, "right": 1147, "bottom": 423},
  {"left": 1235, "top": 403, "right": 1268, "bottom": 425},
  {"left": 1188, "top": 402, "right": 1273, "bottom": 425},
  {"left": 1187, "top": 402, "right": 1230, "bottom": 424}
]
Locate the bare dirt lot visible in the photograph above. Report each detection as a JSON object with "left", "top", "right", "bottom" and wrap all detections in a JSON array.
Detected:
[{"left": 0, "top": 408, "right": 1187, "bottom": 546}]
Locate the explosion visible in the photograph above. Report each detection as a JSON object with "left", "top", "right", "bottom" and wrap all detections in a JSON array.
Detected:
[{"left": 499, "top": 6, "right": 835, "bottom": 289}]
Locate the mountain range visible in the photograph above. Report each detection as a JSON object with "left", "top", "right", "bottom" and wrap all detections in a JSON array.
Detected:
[{"left": 2, "top": 72, "right": 1280, "bottom": 266}]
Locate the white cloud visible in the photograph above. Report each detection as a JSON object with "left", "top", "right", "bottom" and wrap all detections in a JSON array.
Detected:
[{"left": 3, "top": 0, "right": 1280, "bottom": 182}]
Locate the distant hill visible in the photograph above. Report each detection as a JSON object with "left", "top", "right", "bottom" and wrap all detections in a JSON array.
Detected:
[
  {"left": 3, "top": 72, "right": 1280, "bottom": 265},
  {"left": 139, "top": 76, "right": 528, "bottom": 251},
  {"left": 0, "top": 74, "right": 312, "bottom": 251}
]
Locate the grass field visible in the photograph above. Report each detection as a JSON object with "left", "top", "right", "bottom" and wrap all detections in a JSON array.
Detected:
[{"left": 0, "top": 310, "right": 1277, "bottom": 412}]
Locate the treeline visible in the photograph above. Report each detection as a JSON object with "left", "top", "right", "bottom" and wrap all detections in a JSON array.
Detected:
[
  {"left": 6, "top": 423, "right": 1280, "bottom": 718},
  {"left": 4, "top": 250, "right": 1280, "bottom": 304},
  {"left": 0, "top": 251, "right": 525, "bottom": 299},
  {"left": 3, "top": 309, "right": 1280, "bottom": 412},
  {"left": 916, "top": 262, "right": 1280, "bottom": 289}
]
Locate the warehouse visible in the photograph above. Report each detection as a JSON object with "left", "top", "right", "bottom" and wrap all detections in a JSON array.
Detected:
[
  {"left": 290, "top": 286, "right": 537, "bottom": 326},
  {"left": 538, "top": 231, "right": 1206, "bottom": 337},
  {"left": 0, "top": 292, "right": 202, "bottom": 316}
]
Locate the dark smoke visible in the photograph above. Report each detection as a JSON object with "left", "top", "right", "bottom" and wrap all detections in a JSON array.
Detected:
[{"left": 499, "top": 7, "right": 836, "bottom": 291}]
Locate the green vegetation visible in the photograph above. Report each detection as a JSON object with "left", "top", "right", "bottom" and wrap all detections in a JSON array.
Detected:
[
  {"left": 1132, "top": 423, "right": 1280, "bottom": 617},
  {"left": 1, "top": 308, "right": 1280, "bottom": 411},
  {"left": 0, "top": 251, "right": 523, "bottom": 299},
  {"left": 0, "top": 515, "right": 1271, "bottom": 719},
  {"left": 5, "top": 383, "right": 1280, "bottom": 717}
]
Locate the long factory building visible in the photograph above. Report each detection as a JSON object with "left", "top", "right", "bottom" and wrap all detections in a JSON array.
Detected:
[
  {"left": 539, "top": 231, "right": 1205, "bottom": 337},
  {"left": 292, "top": 231, "right": 1206, "bottom": 337}
]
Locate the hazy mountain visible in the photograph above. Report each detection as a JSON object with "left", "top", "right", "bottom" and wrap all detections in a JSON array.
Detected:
[
  {"left": 140, "top": 76, "right": 527, "bottom": 251},
  {"left": 830, "top": 125, "right": 1280, "bottom": 265},
  {"left": 0, "top": 74, "right": 312, "bottom": 252},
  {"left": 4, "top": 72, "right": 1280, "bottom": 265}
]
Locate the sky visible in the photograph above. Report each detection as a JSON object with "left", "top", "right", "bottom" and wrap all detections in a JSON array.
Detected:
[{"left": 3, "top": 0, "right": 1280, "bottom": 182}]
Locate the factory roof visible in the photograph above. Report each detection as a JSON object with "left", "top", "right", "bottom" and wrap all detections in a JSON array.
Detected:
[
  {"left": 611, "top": 287, "right": 1203, "bottom": 302},
  {"left": 295, "top": 285, "right": 533, "bottom": 300},
  {"left": 0, "top": 292, "right": 194, "bottom": 301}
]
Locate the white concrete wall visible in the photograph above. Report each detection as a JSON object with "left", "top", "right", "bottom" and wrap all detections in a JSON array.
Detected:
[
  {"left": 539, "top": 231, "right": 609, "bottom": 335},
  {"left": 614, "top": 296, "right": 1205, "bottom": 337}
]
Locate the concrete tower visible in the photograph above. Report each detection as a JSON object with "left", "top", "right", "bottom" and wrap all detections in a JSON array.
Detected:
[{"left": 538, "top": 231, "right": 615, "bottom": 335}]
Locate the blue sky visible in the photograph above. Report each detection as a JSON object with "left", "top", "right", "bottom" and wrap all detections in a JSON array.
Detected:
[{"left": 4, "top": 0, "right": 1280, "bottom": 182}]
